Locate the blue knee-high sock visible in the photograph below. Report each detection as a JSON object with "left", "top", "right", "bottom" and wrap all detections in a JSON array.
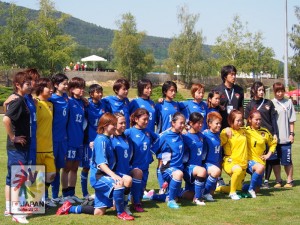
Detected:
[
  {"left": 131, "top": 178, "right": 142, "bottom": 204},
  {"left": 157, "top": 168, "right": 164, "bottom": 188},
  {"left": 69, "top": 205, "right": 82, "bottom": 214},
  {"left": 80, "top": 171, "right": 89, "bottom": 197},
  {"left": 204, "top": 175, "right": 217, "bottom": 195},
  {"left": 194, "top": 179, "right": 205, "bottom": 199},
  {"left": 151, "top": 193, "right": 168, "bottom": 202},
  {"left": 113, "top": 187, "right": 125, "bottom": 215},
  {"left": 249, "top": 172, "right": 263, "bottom": 190},
  {"left": 169, "top": 178, "right": 182, "bottom": 201},
  {"left": 45, "top": 188, "right": 49, "bottom": 199},
  {"left": 51, "top": 172, "right": 60, "bottom": 199},
  {"left": 69, "top": 186, "right": 75, "bottom": 196}
]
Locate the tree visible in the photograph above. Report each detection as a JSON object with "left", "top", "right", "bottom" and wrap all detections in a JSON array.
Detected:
[
  {"left": 27, "top": 0, "right": 76, "bottom": 75},
  {"left": 212, "top": 15, "right": 278, "bottom": 76},
  {"left": 290, "top": 6, "right": 300, "bottom": 82},
  {"left": 0, "top": 4, "right": 31, "bottom": 68},
  {"left": 168, "top": 5, "right": 208, "bottom": 85},
  {"left": 111, "top": 13, "right": 154, "bottom": 85}
]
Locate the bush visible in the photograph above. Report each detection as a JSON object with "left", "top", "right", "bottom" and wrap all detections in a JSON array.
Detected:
[
  {"left": 151, "top": 86, "right": 185, "bottom": 103},
  {"left": 0, "top": 86, "right": 13, "bottom": 106}
]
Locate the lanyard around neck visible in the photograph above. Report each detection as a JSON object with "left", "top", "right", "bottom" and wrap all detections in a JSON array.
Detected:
[
  {"left": 225, "top": 88, "right": 234, "bottom": 105},
  {"left": 257, "top": 99, "right": 265, "bottom": 110}
]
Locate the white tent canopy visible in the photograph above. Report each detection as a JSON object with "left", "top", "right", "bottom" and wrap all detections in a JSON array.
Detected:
[{"left": 81, "top": 55, "right": 107, "bottom": 62}]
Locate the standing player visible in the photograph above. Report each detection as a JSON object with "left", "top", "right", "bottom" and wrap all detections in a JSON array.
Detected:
[
  {"left": 81, "top": 84, "right": 108, "bottom": 199},
  {"left": 48, "top": 73, "right": 69, "bottom": 204},
  {"left": 180, "top": 83, "right": 208, "bottom": 130},
  {"left": 129, "top": 79, "right": 156, "bottom": 132},
  {"left": 202, "top": 112, "right": 222, "bottom": 202},
  {"left": 245, "top": 110, "right": 277, "bottom": 198},
  {"left": 104, "top": 78, "right": 130, "bottom": 128},
  {"left": 272, "top": 82, "right": 296, "bottom": 187},
  {"left": 155, "top": 81, "right": 180, "bottom": 192},
  {"left": 153, "top": 112, "right": 186, "bottom": 209},
  {"left": 245, "top": 81, "right": 278, "bottom": 188},
  {"left": 3, "top": 72, "right": 31, "bottom": 223},
  {"left": 125, "top": 108, "right": 158, "bottom": 212},
  {"left": 61, "top": 77, "right": 86, "bottom": 204},
  {"left": 35, "top": 78, "right": 57, "bottom": 207},
  {"left": 214, "top": 65, "right": 244, "bottom": 129},
  {"left": 207, "top": 90, "right": 221, "bottom": 114},
  {"left": 182, "top": 112, "right": 207, "bottom": 205}
]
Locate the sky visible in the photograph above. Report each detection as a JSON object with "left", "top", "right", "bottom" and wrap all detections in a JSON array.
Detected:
[{"left": 2, "top": 0, "right": 299, "bottom": 61}]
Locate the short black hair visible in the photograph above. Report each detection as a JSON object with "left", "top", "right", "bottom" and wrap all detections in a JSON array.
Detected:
[
  {"left": 89, "top": 84, "right": 103, "bottom": 96},
  {"left": 221, "top": 65, "right": 237, "bottom": 83},
  {"left": 137, "top": 79, "right": 152, "bottom": 97},
  {"left": 162, "top": 81, "right": 177, "bottom": 98}
]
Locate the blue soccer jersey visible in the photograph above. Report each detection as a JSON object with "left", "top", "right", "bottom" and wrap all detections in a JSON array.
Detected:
[
  {"left": 155, "top": 100, "right": 180, "bottom": 133},
  {"left": 49, "top": 93, "right": 69, "bottom": 142},
  {"left": 181, "top": 100, "right": 208, "bottom": 130},
  {"left": 207, "top": 107, "right": 219, "bottom": 114},
  {"left": 86, "top": 98, "right": 108, "bottom": 142},
  {"left": 129, "top": 97, "right": 156, "bottom": 132},
  {"left": 203, "top": 130, "right": 222, "bottom": 168},
  {"left": 124, "top": 127, "right": 158, "bottom": 171},
  {"left": 90, "top": 134, "right": 116, "bottom": 187},
  {"left": 24, "top": 94, "right": 37, "bottom": 151},
  {"left": 111, "top": 134, "right": 131, "bottom": 176},
  {"left": 153, "top": 130, "right": 184, "bottom": 170},
  {"left": 67, "top": 97, "right": 85, "bottom": 148},
  {"left": 183, "top": 132, "right": 206, "bottom": 167},
  {"left": 104, "top": 96, "right": 130, "bottom": 128}
]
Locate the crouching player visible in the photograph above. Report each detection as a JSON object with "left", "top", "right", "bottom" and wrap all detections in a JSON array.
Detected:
[{"left": 56, "top": 113, "right": 134, "bottom": 220}]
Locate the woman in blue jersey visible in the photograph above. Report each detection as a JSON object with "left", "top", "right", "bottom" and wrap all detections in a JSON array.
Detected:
[
  {"left": 48, "top": 73, "right": 69, "bottom": 205},
  {"left": 129, "top": 79, "right": 156, "bottom": 132},
  {"left": 180, "top": 83, "right": 208, "bottom": 130},
  {"left": 56, "top": 113, "right": 134, "bottom": 221},
  {"left": 80, "top": 84, "right": 108, "bottom": 200},
  {"left": 61, "top": 77, "right": 86, "bottom": 204},
  {"left": 207, "top": 90, "right": 221, "bottom": 114},
  {"left": 104, "top": 78, "right": 131, "bottom": 128},
  {"left": 182, "top": 112, "right": 207, "bottom": 206},
  {"left": 153, "top": 112, "right": 186, "bottom": 209},
  {"left": 155, "top": 81, "right": 180, "bottom": 193},
  {"left": 125, "top": 108, "right": 158, "bottom": 212},
  {"left": 111, "top": 112, "right": 133, "bottom": 215},
  {"left": 202, "top": 112, "right": 222, "bottom": 202}
]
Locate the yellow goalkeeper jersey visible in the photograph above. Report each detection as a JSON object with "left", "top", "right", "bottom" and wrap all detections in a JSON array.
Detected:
[
  {"left": 220, "top": 127, "right": 248, "bottom": 169},
  {"left": 36, "top": 99, "right": 53, "bottom": 153},
  {"left": 245, "top": 126, "right": 277, "bottom": 165}
]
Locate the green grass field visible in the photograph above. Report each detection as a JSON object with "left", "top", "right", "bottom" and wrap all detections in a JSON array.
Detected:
[{"left": 1, "top": 114, "right": 300, "bottom": 225}]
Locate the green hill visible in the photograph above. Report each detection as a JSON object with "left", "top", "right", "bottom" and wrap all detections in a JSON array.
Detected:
[{"left": 0, "top": 1, "right": 211, "bottom": 60}]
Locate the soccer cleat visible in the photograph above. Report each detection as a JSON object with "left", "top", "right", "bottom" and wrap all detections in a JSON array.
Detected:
[
  {"left": 124, "top": 205, "right": 132, "bottom": 215},
  {"left": 229, "top": 193, "right": 241, "bottom": 200},
  {"left": 56, "top": 201, "right": 72, "bottom": 215},
  {"left": 59, "top": 196, "right": 75, "bottom": 204},
  {"left": 133, "top": 203, "right": 144, "bottom": 212},
  {"left": 216, "top": 177, "right": 226, "bottom": 187},
  {"left": 45, "top": 198, "right": 57, "bottom": 207},
  {"left": 193, "top": 198, "right": 206, "bottom": 206},
  {"left": 71, "top": 195, "right": 84, "bottom": 203},
  {"left": 51, "top": 197, "right": 62, "bottom": 204},
  {"left": 284, "top": 181, "right": 294, "bottom": 188},
  {"left": 143, "top": 189, "right": 155, "bottom": 200},
  {"left": 203, "top": 193, "right": 215, "bottom": 202},
  {"left": 4, "top": 209, "right": 12, "bottom": 216},
  {"left": 274, "top": 180, "right": 283, "bottom": 188},
  {"left": 248, "top": 189, "right": 257, "bottom": 198},
  {"left": 117, "top": 212, "right": 134, "bottom": 221},
  {"left": 159, "top": 182, "right": 169, "bottom": 194},
  {"left": 261, "top": 181, "right": 270, "bottom": 189},
  {"left": 167, "top": 200, "right": 180, "bottom": 209},
  {"left": 12, "top": 215, "right": 29, "bottom": 224}
]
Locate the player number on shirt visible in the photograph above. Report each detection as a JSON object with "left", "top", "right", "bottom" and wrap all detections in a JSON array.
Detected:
[
  {"left": 143, "top": 142, "right": 147, "bottom": 151},
  {"left": 75, "top": 114, "right": 82, "bottom": 123},
  {"left": 63, "top": 108, "right": 67, "bottom": 117},
  {"left": 67, "top": 150, "right": 76, "bottom": 159},
  {"left": 94, "top": 119, "right": 99, "bottom": 127},
  {"left": 214, "top": 146, "right": 220, "bottom": 154},
  {"left": 149, "top": 112, "right": 152, "bottom": 120}
]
